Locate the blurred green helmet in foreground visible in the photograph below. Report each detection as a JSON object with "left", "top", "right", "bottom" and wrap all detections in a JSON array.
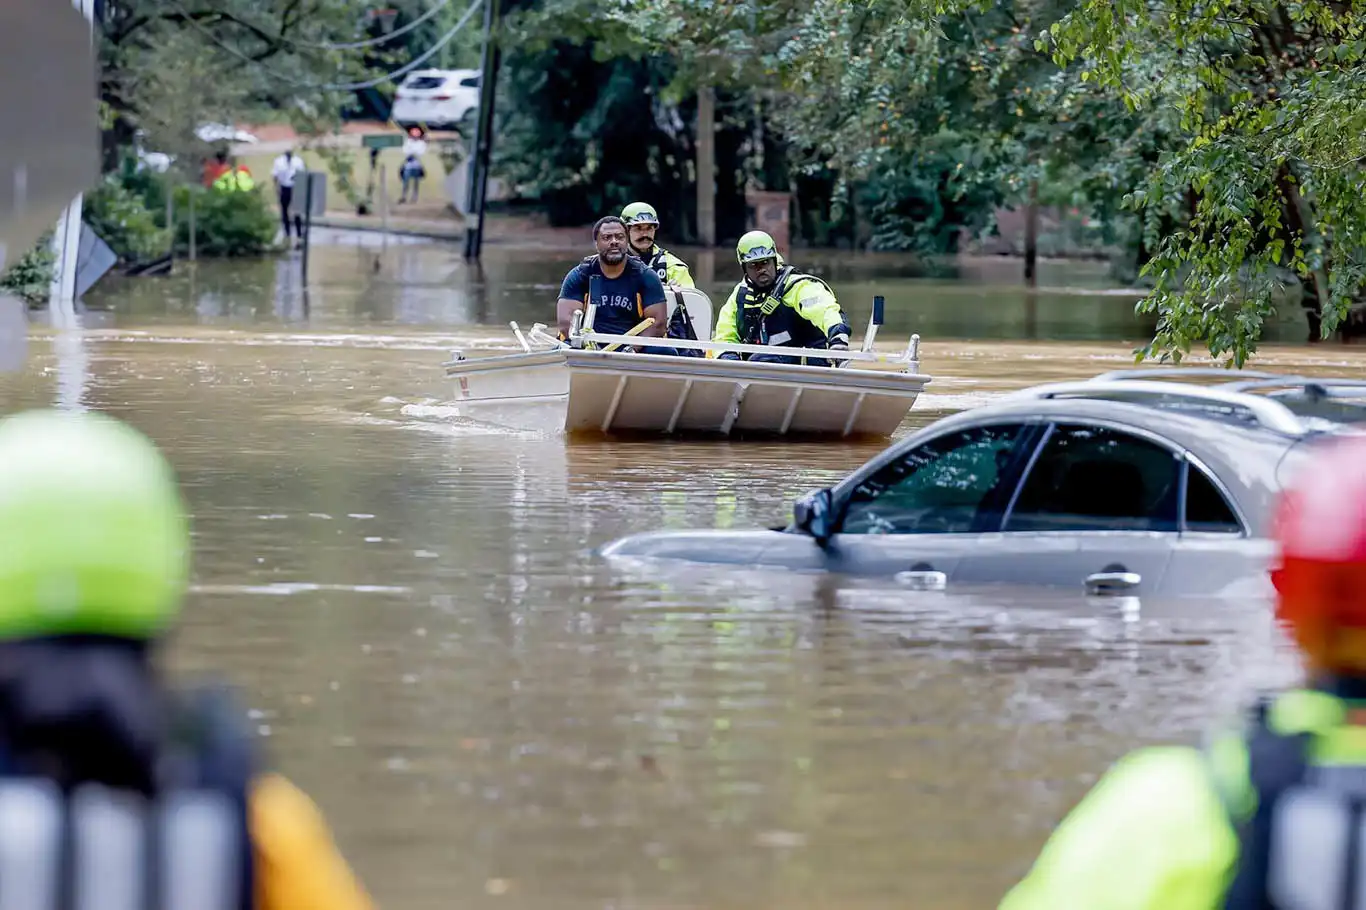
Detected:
[{"left": 0, "top": 409, "right": 189, "bottom": 641}]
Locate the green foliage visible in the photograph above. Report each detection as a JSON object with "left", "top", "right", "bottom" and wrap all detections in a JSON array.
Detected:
[
  {"left": 85, "top": 174, "right": 170, "bottom": 262},
  {"left": 857, "top": 149, "right": 1005, "bottom": 254},
  {"left": 173, "top": 188, "right": 279, "bottom": 258},
  {"left": 100, "top": 0, "right": 377, "bottom": 172},
  {"left": 1037, "top": 0, "right": 1366, "bottom": 364},
  {"left": 0, "top": 237, "right": 55, "bottom": 304},
  {"left": 490, "top": 0, "right": 1366, "bottom": 358}
]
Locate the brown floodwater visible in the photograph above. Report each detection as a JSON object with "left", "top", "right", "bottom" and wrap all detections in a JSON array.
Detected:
[{"left": 9, "top": 237, "right": 1366, "bottom": 909}]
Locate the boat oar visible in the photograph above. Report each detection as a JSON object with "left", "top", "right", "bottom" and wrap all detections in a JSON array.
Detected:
[{"left": 602, "top": 318, "right": 656, "bottom": 352}]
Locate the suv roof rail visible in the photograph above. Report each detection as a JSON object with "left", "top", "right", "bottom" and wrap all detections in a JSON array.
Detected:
[
  {"left": 1010, "top": 379, "right": 1308, "bottom": 436},
  {"left": 1090, "top": 367, "right": 1282, "bottom": 383},
  {"left": 1218, "top": 376, "right": 1366, "bottom": 396}
]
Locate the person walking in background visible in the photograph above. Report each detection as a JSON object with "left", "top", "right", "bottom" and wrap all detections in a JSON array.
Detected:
[
  {"left": 399, "top": 153, "right": 425, "bottom": 203},
  {"left": 204, "top": 149, "right": 232, "bottom": 187},
  {"left": 271, "top": 148, "right": 307, "bottom": 248},
  {"left": 399, "top": 126, "right": 428, "bottom": 204}
]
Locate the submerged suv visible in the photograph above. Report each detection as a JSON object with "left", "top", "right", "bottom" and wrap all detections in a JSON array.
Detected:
[{"left": 600, "top": 369, "right": 1366, "bottom": 598}]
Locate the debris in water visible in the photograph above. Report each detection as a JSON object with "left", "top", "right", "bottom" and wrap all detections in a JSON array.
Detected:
[{"left": 754, "top": 830, "right": 807, "bottom": 849}]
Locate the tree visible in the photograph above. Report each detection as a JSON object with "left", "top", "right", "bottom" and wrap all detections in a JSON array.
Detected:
[
  {"left": 98, "top": 0, "right": 374, "bottom": 169},
  {"left": 773, "top": 0, "right": 1159, "bottom": 264},
  {"left": 1041, "top": 0, "right": 1366, "bottom": 363}
]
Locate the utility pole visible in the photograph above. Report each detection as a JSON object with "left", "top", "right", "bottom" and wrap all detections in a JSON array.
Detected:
[
  {"left": 48, "top": 0, "right": 97, "bottom": 321},
  {"left": 462, "top": 0, "right": 502, "bottom": 261},
  {"left": 695, "top": 73, "right": 715, "bottom": 248}
]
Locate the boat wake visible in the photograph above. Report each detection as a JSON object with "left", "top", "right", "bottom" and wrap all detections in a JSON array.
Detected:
[{"left": 397, "top": 399, "right": 550, "bottom": 437}]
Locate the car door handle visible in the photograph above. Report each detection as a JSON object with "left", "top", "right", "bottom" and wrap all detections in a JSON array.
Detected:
[
  {"left": 896, "top": 570, "right": 947, "bottom": 591},
  {"left": 1085, "top": 571, "right": 1142, "bottom": 595}
]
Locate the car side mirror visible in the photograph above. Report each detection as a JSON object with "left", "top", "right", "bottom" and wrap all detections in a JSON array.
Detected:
[{"left": 792, "top": 488, "right": 836, "bottom": 544}]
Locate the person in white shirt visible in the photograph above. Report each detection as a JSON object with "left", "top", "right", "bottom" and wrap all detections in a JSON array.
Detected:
[
  {"left": 400, "top": 128, "right": 427, "bottom": 204},
  {"left": 271, "top": 149, "right": 308, "bottom": 247}
]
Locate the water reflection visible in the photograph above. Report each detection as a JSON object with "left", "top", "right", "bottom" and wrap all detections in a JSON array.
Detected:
[{"left": 79, "top": 239, "right": 1295, "bottom": 344}]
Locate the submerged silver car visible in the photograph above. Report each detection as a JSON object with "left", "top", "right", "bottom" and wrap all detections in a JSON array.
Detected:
[{"left": 600, "top": 370, "right": 1366, "bottom": 598}]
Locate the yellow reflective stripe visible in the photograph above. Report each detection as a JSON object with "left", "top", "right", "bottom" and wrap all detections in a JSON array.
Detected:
[
  {"left": 661, "top": 251, "right": 695, "bottom": 288},
  {"left": 1268, "top": 689, "right": 1346, "bottom": 733},
  {"left": 1204, "top": 729, "right": 1256, "bottom": 821},
  {"left": 1308, "top": 725, "right": 1366, "bottom": 765},
  {"left": 783, "top": 278, "right": 843, "bottom": 334}
]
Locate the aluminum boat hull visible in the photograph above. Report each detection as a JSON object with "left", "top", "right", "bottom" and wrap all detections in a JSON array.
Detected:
[{"left": 443, "top": 349, "right": 930, "bottom": 438}]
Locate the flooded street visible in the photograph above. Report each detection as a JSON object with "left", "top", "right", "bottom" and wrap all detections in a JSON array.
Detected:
[{"left": 12, "top": 238, "right": 1366, "bottom": 908}]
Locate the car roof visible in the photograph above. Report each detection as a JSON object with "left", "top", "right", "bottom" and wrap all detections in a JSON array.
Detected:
[
  {"left": 402, "top": 68, "right": 479, "bottom": 79},
  {"left": 847, "top": 372, "right": 1366, "bottom": 537}
]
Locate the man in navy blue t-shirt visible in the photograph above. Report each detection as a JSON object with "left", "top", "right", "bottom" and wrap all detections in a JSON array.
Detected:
[{"left": 557, "top": 216, "right": 674, "bottom": 354}]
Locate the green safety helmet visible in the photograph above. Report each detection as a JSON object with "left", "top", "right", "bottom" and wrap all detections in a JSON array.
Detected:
[
  {"left": 737, "top": 230, "right": 779, "bottom": 264},
  {"left": 0, "top": 409, "right": 190, "bottom": 642},
  {"left": 621, "top": 202, "right": 660, "bottom": 226}
]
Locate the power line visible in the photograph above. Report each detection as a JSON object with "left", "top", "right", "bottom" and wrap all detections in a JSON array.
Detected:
[
  {"left": 325, "top": 0, "right": 482, "bottom": 90},
  {"left": 309, "top": 0, "right": 459, "bottom": 52},
  {"left": 167, "top": 0, "right": 482, "bottom": 92}
]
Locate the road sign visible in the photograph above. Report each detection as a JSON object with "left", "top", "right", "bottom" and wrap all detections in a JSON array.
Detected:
[
  {"left": 305, "top": 172, "right": 328, "bottom": 216},
  {"left": 362, "top": 134, "right": 406, "bottom": 150}
]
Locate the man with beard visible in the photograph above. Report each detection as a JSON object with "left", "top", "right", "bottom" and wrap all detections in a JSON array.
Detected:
[
  {"left": 557, "top": 216, "right": 674, "bottom": 354},
  {"left": 712, "top": 230, "right": 851, "bottom": 366},
  {"left": 620, "top": 201, "right": 703, "bottom": 357},
  {"left": 621, "top": 202, "right": 694, "bottom": 289}
]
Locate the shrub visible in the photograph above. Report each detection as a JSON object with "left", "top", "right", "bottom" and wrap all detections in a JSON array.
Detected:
[
  {"left": 85, "top": 175, "right": 170, "bottom": 262},
  {"left": 0, "top": 237, "right": 55, "bottom": 303},
  {"left": 173, "top": 186, "right": 278, "bottom": 257}
]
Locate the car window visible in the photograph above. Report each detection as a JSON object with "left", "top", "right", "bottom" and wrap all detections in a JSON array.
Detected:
[
  {"left": 1184, "top": 462, "right": 1242, "bottom": 533},
  {"left": 839, "top": 424, "right": 1032, "bottom": 535},
  {"left": 404, "top": 76, "right": 446, "bottom": 90},
  {"left": 458, "top": 76, "right": 480, "bottom": 87},
  {"left": 1005, "top": 424, "right": 1180, "bottom": 532}
]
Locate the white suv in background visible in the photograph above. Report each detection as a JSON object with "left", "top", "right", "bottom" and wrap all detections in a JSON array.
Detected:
[{"left": 390, "top": 69, "right": 481, "bottom": 132}]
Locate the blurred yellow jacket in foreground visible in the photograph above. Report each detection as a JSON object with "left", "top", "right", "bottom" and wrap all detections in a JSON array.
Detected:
[{"left": 251, "top": 774, "right": 375, "bottom": 910}]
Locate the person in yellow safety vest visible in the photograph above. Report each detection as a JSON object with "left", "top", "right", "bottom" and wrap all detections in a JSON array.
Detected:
[
  {"left": 999, "top": 433, "right": 1366, "bottom": 910},
  {"left": 712, "top": 230, "right": 851, "bottom": 366},
  {"left": 620, "top": 201, "right": 694, "bottom": 289},
  {"left": 621, "top": 201, "right": 702, "bottom": 357},
  {"left": 213, "top": 162, "right": 256, "bottom": 192},
  {"left": 0, "top": 409, "right": 372, "bottom": 910}
]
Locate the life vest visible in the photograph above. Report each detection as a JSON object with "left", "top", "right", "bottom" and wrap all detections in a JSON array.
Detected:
[
  {"left": 212, "top": 167, "right": 255, "bottom": 193},
  {"left": 628, "top": 247, "right": 702, "bottom": 355},
  {"left": 0, "top": 684, "right": 256, "bottom": 910},
  {"left": 733, "top": 266, "right": 837, "bottom": 348},
  {"left": 1219, "top": 691, "right": 1366, "bottom": 910}
]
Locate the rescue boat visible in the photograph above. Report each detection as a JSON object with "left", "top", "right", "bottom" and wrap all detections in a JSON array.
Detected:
[{"left": 441, "top": 288, "right": 930, "bottom": 438}]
